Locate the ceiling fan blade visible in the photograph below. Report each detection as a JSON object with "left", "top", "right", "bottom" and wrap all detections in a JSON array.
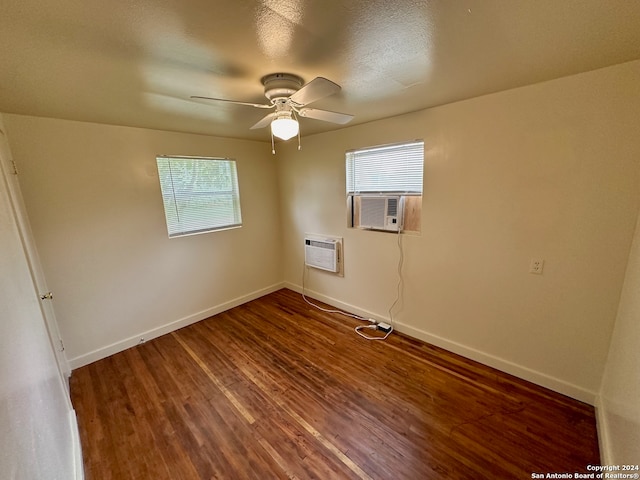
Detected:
[
  {"left": 250, "top": 112, "right": 277, "bottom": 129},
  {"left": 289, "top": 77, "right": 341, "bottom": 106},
  {"left": 190, "top": 96, "right": 273, "bottom": 109},
  {"left": 297, "top": 108, "right": 354, "bottom": 125}
]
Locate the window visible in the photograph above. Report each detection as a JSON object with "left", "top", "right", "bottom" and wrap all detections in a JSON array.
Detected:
[
  {"left": 346, "top": 140, "right": 424, "bottom": 233},
  {"left": 156, "top": 156, "right": 242, "bottom": 237}
]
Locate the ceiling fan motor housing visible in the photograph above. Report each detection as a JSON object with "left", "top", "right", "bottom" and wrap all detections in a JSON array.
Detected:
[{"left": 262, "top": 73, "right": 303, "bottom": 101}]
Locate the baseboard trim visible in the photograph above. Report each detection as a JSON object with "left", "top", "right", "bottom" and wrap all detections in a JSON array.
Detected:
[
  {"left": 70, "top": 409, "right": 84, "bottom": 480},
  {"left": 594, "top": 395, "right": 612, "bottom": 463},
  {"left": 68, "top": 283, "right": 285, "bottom": 370},
  {"left": 70, "top": 281, "right": 598, "bottom": 404},
  {"left": 285, "top": 282, "right": 597, "bottom": 405}
]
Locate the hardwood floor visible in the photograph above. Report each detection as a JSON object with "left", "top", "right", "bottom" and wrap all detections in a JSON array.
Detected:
[{"left": 70, "top": 288, "right": 600, "bottom": 479}]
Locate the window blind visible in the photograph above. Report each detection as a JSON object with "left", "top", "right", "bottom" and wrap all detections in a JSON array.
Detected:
[
  {"left": 156, "top": 156, "right": 242, "bottom": 237},
  {"left": 346, "top": 140, "right": 424, "bottom": 194}
]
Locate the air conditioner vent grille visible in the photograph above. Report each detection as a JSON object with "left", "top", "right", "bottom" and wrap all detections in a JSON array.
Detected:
[
  {"left": 360, "top": 197, "right": 387, "bottom": 229},
  {"left": 358, "top": 195, "right": 404, "bottom": 232},
  {"left": 304, "top": 237, "right": 340, "bottom": 273},
  {"left": 387, "top": 197, "right": 398, "bottom": 216}
]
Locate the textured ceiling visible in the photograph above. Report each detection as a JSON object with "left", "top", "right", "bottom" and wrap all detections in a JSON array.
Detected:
[{"left": 1, "top": 0, "right": 639, "bottom": 141}]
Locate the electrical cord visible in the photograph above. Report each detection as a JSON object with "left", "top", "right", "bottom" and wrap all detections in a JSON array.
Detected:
[
  {"left": 388, "top": 230, "right": 404, "bottom": 326},
  {"left": 354, "top": 323, "right": 393, "bottom": 340},
  {"left": 301, "top": 229, "right": 404, "bottom": 342},
  {"left": 301, "top": 263, "right": 373, "bottom": 322},
  {"left": 354, "top": 231, "right": 403, "bottom": 341}
]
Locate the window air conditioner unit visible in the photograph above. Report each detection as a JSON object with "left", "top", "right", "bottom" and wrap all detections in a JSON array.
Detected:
[
  {"left": 359, "top": 195, "right": 404, "bottom": 232},
  {"left": 304, "top": 238, "right": 340, "bottom": 273}
]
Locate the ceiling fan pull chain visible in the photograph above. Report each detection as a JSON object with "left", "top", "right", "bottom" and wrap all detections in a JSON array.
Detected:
[
  {"left": 292, "top": 109, "right": 302, "bottom": 151},
  {"left": 271, "top": 130, "right": 276, "bottom": 155}
]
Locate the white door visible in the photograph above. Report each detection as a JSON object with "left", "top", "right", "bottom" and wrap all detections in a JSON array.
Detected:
[
  {"left": 0, "top": 127, "right": 71, "bottom": 381},
  {"left": 0, "top": 120, "right": 82, "bottom": 479}
]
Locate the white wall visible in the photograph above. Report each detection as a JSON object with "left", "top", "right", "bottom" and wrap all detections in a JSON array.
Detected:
[
  {"left": 278, "top": 60, "right": 640, "bottom": 403},
  {"left": 0, "top": 114, "right": 80, "bottom": 479},
  {"left": 598, "top": 209, "right": 640, "bottom": 463},
  {"left": 3, "top": 116, "right": 283, "bottom": 367}
]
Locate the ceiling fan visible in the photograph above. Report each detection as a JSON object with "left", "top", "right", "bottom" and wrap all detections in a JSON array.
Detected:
[{"left": 191, "top": 73, "right": 354, "bottom": 150}]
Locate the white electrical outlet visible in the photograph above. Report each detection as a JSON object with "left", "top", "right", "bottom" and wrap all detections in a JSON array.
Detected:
[{"left": 529, "top": 258, "right": 544, "bottom": 275}]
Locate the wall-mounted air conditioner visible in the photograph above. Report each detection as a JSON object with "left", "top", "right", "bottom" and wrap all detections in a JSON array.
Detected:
[
  {"left": 359, "top": 195, "right": 404, "bottom": 232},
  {"left": 304, "top": 237, "right": 340, "bottom": 273}
]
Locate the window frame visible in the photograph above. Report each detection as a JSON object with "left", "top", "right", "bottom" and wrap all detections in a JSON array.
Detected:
[
  {"left": 346, "top": 140, "right": 424, "bottom": 233},
  {"left": 156, "top": 155, "right": 242, "bottom": 238}
]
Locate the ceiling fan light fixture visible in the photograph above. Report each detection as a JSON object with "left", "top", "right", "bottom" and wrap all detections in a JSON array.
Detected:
[
  {"left": 192, "top": 74, "right": 353, "bottom": 148},
  {"left": 271, "top": 116, "right": 299, "bottom": 140}
]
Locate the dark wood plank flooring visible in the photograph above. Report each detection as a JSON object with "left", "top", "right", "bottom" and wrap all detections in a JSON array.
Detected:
[{"left": 70, "top": 288, "right": 599, "bottom": 479}]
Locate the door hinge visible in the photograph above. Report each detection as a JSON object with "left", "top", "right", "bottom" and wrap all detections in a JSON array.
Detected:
[
  {"left": 40, "top": 292, "right": 54, "bottom": 300},
  {"left": 11, "top": 160, "right": 18, "bottom": 175},
  {"left": 59, "top": 339, "right": 65, "bottom": 352}
]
